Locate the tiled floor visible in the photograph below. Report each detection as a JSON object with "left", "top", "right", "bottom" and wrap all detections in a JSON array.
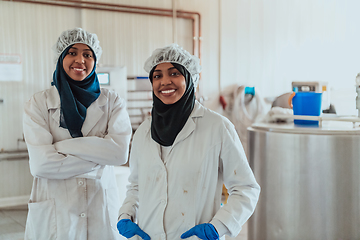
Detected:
[
  {"left": 0, "top": 205, "right": 247, "bottom": 240},
  {"left": 0, "top": 205, "right": 27, "bottom": 240}
]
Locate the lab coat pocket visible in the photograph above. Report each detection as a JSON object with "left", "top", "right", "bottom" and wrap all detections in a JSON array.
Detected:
[{"left": 26, "top": 198, "right": 57, "bottom": 240}]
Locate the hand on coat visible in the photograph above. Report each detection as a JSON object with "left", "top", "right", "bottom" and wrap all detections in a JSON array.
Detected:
[
  {"left": 117, "top": 219, "right": 151, "bottom": 240},
  {"left": 181, "top": 223, "right": 219, "bottom": 240}
]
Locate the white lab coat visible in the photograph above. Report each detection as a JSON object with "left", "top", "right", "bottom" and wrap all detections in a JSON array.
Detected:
[
  {"left": 23, "top": 86, "right": 132, "bottom": 240},
  {"left": 119, "top": 101, "right": 260, "bottom": 240}
]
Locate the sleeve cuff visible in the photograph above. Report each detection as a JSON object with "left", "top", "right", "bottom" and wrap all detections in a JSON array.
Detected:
[
  {"left": 210, "top": 218, "right": 230, "bottom": 237},
  {"left": 118, "top": 213, "right": 132, "bottom": 221}
]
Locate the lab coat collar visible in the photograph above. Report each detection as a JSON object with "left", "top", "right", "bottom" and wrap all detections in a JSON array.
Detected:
[
  {"left": 47, "top": 86, "right": 108, "bottom": 136},
  {"left": 189, "top": 100, "right": 204, "bottom": 118},
  {"left": 47, "top": 86, "right": 61, "bottom": 109},
  {"left": 171, "top": 100, "right": 204, "bottom": 146}
]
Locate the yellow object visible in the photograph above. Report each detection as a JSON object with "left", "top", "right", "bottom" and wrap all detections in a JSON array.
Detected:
[{"left": 222, "top": 185, "right": 229, "bottom": 204}]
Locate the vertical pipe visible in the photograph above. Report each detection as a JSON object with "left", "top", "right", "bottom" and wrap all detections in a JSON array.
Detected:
[
  {"left": 191, "top": 18, "right": 196, "bottom": 57},
  {"left": 198, "top": 14, "right": 202, "bottom": 63},
  {"left": 172, "top": 0, "right": 177, "bottom": 43},
  {"left": 218, "top": 0, "right": 222, "bottom": 94}
]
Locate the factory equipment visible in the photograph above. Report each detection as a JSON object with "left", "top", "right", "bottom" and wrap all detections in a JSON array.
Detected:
[
  {"left": 355, "top": 73, "right": 360, "bottom": 117},
  {"left": 247, "top": 122, "right": 360, "bottom": 240},
  {"left": 97, "top": 66, "right": 127, "bottom": 100}
]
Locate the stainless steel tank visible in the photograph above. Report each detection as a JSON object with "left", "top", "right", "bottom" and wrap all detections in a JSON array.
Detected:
[{"left": 247, "top": 122, "right": 360, "bottom": 240}]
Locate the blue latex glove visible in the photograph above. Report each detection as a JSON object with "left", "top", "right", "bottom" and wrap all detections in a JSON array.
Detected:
[
  {"left": 181, "top": 223, "right": 219, "bottom": 240},
  {"left": 117, "top": 219, "right": 151, "bottom": 240}
]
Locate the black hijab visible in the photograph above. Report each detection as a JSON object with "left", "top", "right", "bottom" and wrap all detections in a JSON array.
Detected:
[{"left": 149, "top": 62, "right": 195, "bottom": 146}]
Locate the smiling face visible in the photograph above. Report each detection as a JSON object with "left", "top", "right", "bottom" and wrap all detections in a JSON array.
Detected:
[
  {"left": 62, "top": 43, "right": 95, "bottom": 81},
  {"left": 152, "top": 62, "right": 187, "bottom": 105}
]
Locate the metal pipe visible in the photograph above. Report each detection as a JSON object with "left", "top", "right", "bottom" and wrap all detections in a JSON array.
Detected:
[
  {"left": 3, "top": 0, "right": 203, "bottom": 94},
  {"left": 4, "top": 0, "right": 174, "bottom": 18},
  {"left": 0, "top": 149, "right": 28, "bottom": 154},
  {"left": 0, "top": 156, "right": 29, "bottom": 161},
  {"left": 61, "top": 0, "right": 202, "bottom": 59},
  {"left": 172, "top": 0, "right": 177, "bottom": 43},
  {"left": 3, "top": 0, "right": 201, "bottom": 59},
  {"left": 178, "top": 10, "right": 202, "bottom": 61},
  {"left": 0, "top": 150, "right": 29, "bottom": 161},
  {"left": 217, "top": 0, "right": 221, "bottom": 94},
  {"left": 53, "top": 0, "right": 180, "bottom": 13}
]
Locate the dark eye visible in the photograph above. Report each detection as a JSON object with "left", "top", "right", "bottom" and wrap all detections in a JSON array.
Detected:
[
  {"left": 171, "top": 72, "right": 180, "bottom": 76},
  {"left": 84, "top": 53, "right": 92, "bottom": 58},
  {"left": 153, "top": 75, "right": 161, "bottom": 79},
  {"left": 68, "top": 52, "right": 76, "bottom": 56}
]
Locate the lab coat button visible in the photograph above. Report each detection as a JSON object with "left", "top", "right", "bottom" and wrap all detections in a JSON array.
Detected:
[
  {"left": 161, "top": 233, "right": 166, "bottom": 239},
  {"left": 78, "top": 181, "right": 84, "bottom": 185},
  {"left": 161, "top": 200, "right": 166, "bottom": 204},
  {"left": 80, "top": 213, "right": 86, "bottom": 217}
]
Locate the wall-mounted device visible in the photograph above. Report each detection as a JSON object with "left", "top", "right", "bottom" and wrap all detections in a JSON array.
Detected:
[
  {"left": 97, "top": 72, "right": 110, "bottom": 85},
  {"left": 97, "top": 66, "right": 127, "bottom": 100}
]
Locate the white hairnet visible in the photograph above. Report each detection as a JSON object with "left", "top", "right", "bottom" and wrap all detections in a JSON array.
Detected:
[
  {"left": 144, "top": 43, "right": 202, "bottom": 89},
  {"left": 53, "top": 27, "right": 102, "bottom": 63}
]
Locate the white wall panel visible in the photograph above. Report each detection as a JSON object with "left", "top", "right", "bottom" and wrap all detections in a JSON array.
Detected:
[
  {"left": 220, "top": 0, "right": 360, "bottom": 115},
  {"left": 0, "top": 2, "right": 81, "bottom": 151},
  {"left": 177, "top": 0, "right": 220, "bottom": 107},
  {"left": 0, "top": 160, "right": 33, "bottom": 198}
]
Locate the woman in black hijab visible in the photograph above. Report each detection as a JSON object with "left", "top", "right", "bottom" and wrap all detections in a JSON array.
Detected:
[{"left": 118, "top": 44, "right": 260, "bottom": 240}]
